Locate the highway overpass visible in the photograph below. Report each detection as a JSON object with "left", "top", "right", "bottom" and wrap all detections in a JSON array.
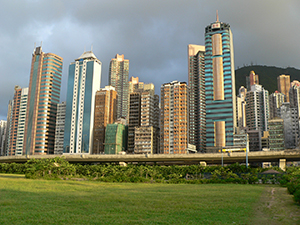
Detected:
[{"left": 0, "top": 150, "right": 300, "bottom": 169}]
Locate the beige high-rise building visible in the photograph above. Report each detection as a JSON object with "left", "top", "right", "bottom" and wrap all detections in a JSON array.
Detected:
[
  {"left": 236, "top": 86, "right": 247, "bottom": 130},
  {"left": 277, "top": 74, "right": 290, "bottom": 102},
  {"left": 161, "top": 81, "right": 188, "bottom": 154},
  {"left": 93, "top": 86, "right": 117, "bottom": 154},
  {"left": 129, "top": 76, "right": 154, "bottom": 94},
  {"left": 109, "top": 54, "right": 129, "bottom": 119}
]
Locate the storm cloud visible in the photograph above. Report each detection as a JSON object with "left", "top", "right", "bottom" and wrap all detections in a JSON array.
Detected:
[{"left": 0, "top": 0, "right": 299, "bottom": 119}]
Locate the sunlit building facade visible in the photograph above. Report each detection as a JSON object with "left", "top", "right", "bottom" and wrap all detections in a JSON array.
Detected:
[
  {"left": 277, "top": 74, "right": 290, "bottom": 102},
  {"left": 109, "top": 54, "right": 129, "bottom": 119},
  {"left": 64, "top": 51, "right": 101, "bottom": 154},
  {"left": 161, "top": 81, "right": 188, "bottom": 154},
  {"left": 204, "top": 15, "right": 237, "bottom": 151},
  {"left": 23, "top": 47, "right": 63, "bottom": 155}
]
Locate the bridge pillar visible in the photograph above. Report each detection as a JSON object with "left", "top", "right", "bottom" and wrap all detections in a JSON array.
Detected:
[
  {"left": 200, "top": 161, "right": 207, "bottom": 166},
  {"left": 119, "top": 162, "right": 127, "bottom": 166},
  {"left": 279, "top": 159, "right": 286, "bottom": 171}
]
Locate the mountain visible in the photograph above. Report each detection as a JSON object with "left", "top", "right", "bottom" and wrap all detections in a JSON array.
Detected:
[{"left": 234, "top": 65, "right": 300, "bottom": 94}]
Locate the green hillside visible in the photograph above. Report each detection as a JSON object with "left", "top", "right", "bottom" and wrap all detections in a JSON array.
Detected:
[{"left": 235, "top": 65, "right": 300, "bottom": 94}]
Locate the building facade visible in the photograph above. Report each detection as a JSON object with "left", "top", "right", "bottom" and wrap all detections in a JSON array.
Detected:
[
  {"left": 245, "top": 84, "right": 269, "bottom": 134},
  {"left": 269, "top": 91, "right": 285, "bottom": 119},
  {"left": 160, "top": 81, "right": 188, "bottom": 154},
  {"left": 4, "top": 100, "right": 13, "bottom": 156},
  {"left": 289, "top": 84, "right": 300, "bottom": 118},
  {"left": 277, "top": 74, "right": 290, "bottom": 102},
  {"left": 15, "top": 87, "right": 28, "bottom": 155},
  {"left": 268, "top": 118, "right": 285, "bottom": 151},
  {"left": 54, "top": 101, "right": 66, "bottom": 154},
  {"left": 93, "top": 86, "right": 117, "bottom": 154},
  {"left": 236, "top": 86, "right": 247, "bottom": 130},
  {"left": 104, "top": 123, "right": 127, "bottom": 154},
  {"left": 64, "top": 50, "right": 101, "bottom": 154},
  {"left": 279, "top": 103, "right": 299, "bottom": 149},
  {"left": 109, "top": 54, "right": 129, "bottom": 119},
  {"left": 0, "top": 120, "right": 7, "bottom": 156},
  {"left": 246, "top": 71, "right": 259, "bottom": 90},
  {"left": 188, "top": 44, "right": 206, "bottom": 152},
  {"left": 23, "top": 46, "right": 63, "bottom": 155},
  {"left": 204, "top": 15, "right": 237, "bottom": 150}
]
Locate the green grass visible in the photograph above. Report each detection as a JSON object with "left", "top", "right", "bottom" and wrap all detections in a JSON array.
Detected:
[{"left": 0, "top": 174, "right": 299, "bottom": 225}]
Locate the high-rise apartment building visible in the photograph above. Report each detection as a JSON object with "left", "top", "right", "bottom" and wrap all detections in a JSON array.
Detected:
[
  {"left": 188, "top": 44, "right": 206, "bottom": 152},
  {"left": 289, "top": 84, "right": 300, "bottom": 118},
  {"left": 269, "top": 91, "right": 285, "bottom": 119},
  {"left": 279, "top": 103, "right": 299, "bottom": 149},
  {"left": 245, "top": 84, "right": 269, "bottom": 134},
  {"left": 133, "top": 90, "right": 160, "bottom": 154},
  {"left": 104, "top": 123, "right": 127, "bottom": 154},
  {"left": 127, "top": 78, "right": 159, "bottom": 154},
  {"left": 268, "top": 118, "right": 285, "bottom": 151},
  {"left": 161, "top": 81, "right": 188, "bottom": 154},
  {"left": 204, "top": 14, "right": 237, "bottom": 151},
  {"left": 4, "top": 100, "right": 13, "bottom": 156},
  {"left": 8, "top": 86, "right": 22, "bottom": 156},
  {"left": 23, "top": 46, "right": 63, "bottom": 155},
  {"left": 277, "top": 74, "right": 290, "bottom": 102},
  {"left": 109, "top": 54, "right": 129, "bottom": 119},
  {"left": 15, "top": 87, "right": 28, "bottom": 155},
  {"left": 64, "top": 50, "right": 101, "bottom": 154},
  {"left": 236, "top": 86, "right": 247, "bottom": 130},
  {"left": 93, "top": 86, "right": 117, "bottom": 154},
  {"left": 0, "top": 120, "right": 7, "bottom": 156},
  {"left": 128, "top": 92, "right": 141, "bottom": 153},
  {"left": 246, "top": 71, "right": 259, "bottom": 90},
  {"left": 54, "top": 101, "right": 66, "bottom": 154}
]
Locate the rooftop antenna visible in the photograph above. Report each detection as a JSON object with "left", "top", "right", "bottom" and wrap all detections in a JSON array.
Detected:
[
  {"left": 216, "top": 10, "right": 219, "bottom": 22},
  {"left": 91, "top": 44, "right": 93, "bottom": 52}
]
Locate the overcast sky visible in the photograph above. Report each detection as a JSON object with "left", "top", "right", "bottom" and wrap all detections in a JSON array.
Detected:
[{"left": 0, "top": 0, "right": 299, "bottom": 120}]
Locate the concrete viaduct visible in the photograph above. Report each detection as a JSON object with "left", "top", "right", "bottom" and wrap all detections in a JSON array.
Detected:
[{"left": 1, "top": 150, "right": 300, "bottom": 169}]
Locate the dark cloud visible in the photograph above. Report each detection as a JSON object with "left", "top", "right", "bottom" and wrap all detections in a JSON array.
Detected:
[{"left": 0, "top": 0, "right": 299, "bottom": 120}]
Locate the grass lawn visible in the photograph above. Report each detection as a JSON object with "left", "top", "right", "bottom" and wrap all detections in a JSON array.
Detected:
[{"left": 0, "top": 174, "right": 299, "bottom": 225}]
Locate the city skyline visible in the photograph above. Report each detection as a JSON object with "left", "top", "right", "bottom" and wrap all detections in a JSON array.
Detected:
[{"left": 1, "top": 1, "right": 300, "bottom": 120}]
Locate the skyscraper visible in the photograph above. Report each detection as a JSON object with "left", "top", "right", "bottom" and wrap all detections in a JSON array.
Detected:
[
  {"left": 277, "top": 74, "right": 290, "bottom": 102},
  {"left": 8, "top": 86, "right": 22, "bottom": 156},
  {"left": 188, "top": 44, "right": 206, "bottom": 152},
  {"left": 204, "top": 14, "right": 237, "bottom": 151},
  {"left": 23, "top": 46, "right": 63, "bottom": 155},
  {"left": 15, "top": 87, "right": 28, "bottom": 155},
  {"left": 290, "top": 83, "right": 300, "bottom": 118},
  {"left": 109, "top": 54, "right": 129, "bottom": 119},
  {"left": 160, "top": 81, "right": 188, "bottom": 154},
  {"left": 236, "top": 86, "right": 247, "bottom": 129},
  {"left": 64, "top": 50, "right": 102, "bottom": 154},
  {"left": 4, "top": 100, "right": 13, "bottom": 156},
  {"left": 245, "top": 84, "right": 269, "bottom": 133},
  {"left": 54, "top": 101, "right": 66, "bottom": 155},
  {"left": 279, "top": 103, "right": 299, "bottom": 149},
  {"left": 246, "top": 71, "right": 259, "bottom": 90},
  {"left": 269, "top": 91, "right": 285, "bottom": 119},
  {"left": 0, "top": 120, "right": 7, "bottom": 156},
  {"left": 93, "top": 86, "right": 117, "bottom": 154}
]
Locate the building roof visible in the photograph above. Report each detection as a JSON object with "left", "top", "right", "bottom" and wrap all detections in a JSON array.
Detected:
[{"left": 77, "top": 51, "right": 97, "bottom": 60}]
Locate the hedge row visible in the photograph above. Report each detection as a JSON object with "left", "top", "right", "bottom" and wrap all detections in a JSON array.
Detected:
[
  {"left": 280, "top": 167, "right": 300, "bottom": 204},
  {"left": 0, "top": 157, "right": 285, "bottom": 185}
]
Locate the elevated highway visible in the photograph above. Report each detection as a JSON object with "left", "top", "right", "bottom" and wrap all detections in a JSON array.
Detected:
[{"left": 0, "top": 150, "right": 300, "bottom": 167}]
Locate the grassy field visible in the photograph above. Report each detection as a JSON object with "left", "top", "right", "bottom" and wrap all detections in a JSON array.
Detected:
[{"left": 0, "top": 174, "right": 299, "bottom": 225}]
